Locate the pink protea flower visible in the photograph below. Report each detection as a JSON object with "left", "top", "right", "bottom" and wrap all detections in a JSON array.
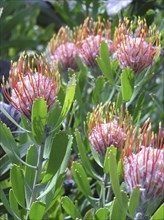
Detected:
[
  {"left": 122, "top": 119, "right": 164, "bottom": 204},
  {"left": 114, "top": 17, "right": 161, "bottom": 73},
  {"left": 2, "top": 53, "right": 60, "bottom": 120},
  {"left": 87, "top": 103, "right": 131, "bottom": 155},
  {"left": 46, "top": 26, "right": 79, "bottom": 71},
  {"left": 77, "top": 17, "right": 114, "bottom": 67}
]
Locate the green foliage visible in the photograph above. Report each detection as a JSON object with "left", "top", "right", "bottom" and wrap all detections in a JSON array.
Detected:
[
  {"left": 0, "top": 0, "right": 163, "bottom": 219},
  {"left": 0, "top": 121, "right": 20, "bottom": 164},
  {"left": 31, "top": 98, "right": 47, "bottom": 144},
  {"left": 97, "top": 41, "right": 114, "bottom": 85},
  {"left": 121, "top": 67, "right": 135, "bottom": 102},
  {"left": 150, "top": 204, "right": 164, "bottom": 220},
  {"left": 28, "top": 202, "right": 45, "bottom": 220},
  {"left": 10, "top": 165, "right": 25, "bottom": 208},
  {"left": 43, "top": 131, "right": 70, "bottom": 182},
  {"left": 61, "top": 196, "right": 81, "bottom": 219}
]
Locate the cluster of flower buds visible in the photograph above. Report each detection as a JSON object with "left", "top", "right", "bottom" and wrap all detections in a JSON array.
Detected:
[
  {"left": 46, "top": 17, "right": 114, "bottom": 71},
  {"left": 87, "top": 102, "right": 163, "bottom": 205},
  {"left": 46, "top": 16, "right": 161, "bottom": 74},
  {"left": 114, "top": 17, "right": 161, "bottom": 73},
  {"left": 87, "top": 103, "right": 131, "bottom": 156},
  {"left": 2, "top": 53, "right": 60, "bottom": 120},
  {"left": 122, "top": 119, "right": 164, "bottom": 206},
  {"left": 46, "top": 26, "right": 79, "bottom": 71}
]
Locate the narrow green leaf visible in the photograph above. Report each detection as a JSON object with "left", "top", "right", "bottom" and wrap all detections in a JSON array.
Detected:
[
  {"left": 84, "top": 208, "right": 94, "bottom": 220},
  {"left": 121, "top": 67, "right": 135, "bottom": 102},
  {"left": 0, "top": 141, "right": 33, "bottom": 178},
  {"left": 110, "top": 191, "right": 128, "bottom": 220},
  {"left": 150, "top": 93, "right": 164, "bottom": 112},
  {"left": 29, "top": 202, "right": 45, "bottom": 220},
  {"left": 75, "top": 129, "right": 100, "bottom": 180},
  {"left": 44, "top": 172, "right": 65, "bottom": 212},
  {"left": 133, "top": 92, "right": 145, "bottom": 123},
  {"left": 55, "top": 74, "right": 76, "bottom": 128},
  {"left": 47, "top": 100, "right": 62, "bottom": 129},
  {"left": 104, "top": 146, "right": 117, "bottom": 173},
  {"left": 0, "top": 105, "right": 30, "bottom": 133},
  {"left": 37, "top": 135, "right": 73, "bottom": 200},
  {"left": 94, "top": 208, "right": 109, "bottom": 220},
  {"left": 116, "top": 92, "right": 123, "bottom": 111},
  {"left": 61, "top": 196, "right": 81, "bottom": 219},
  {"left": 71, "top": 162, "right": 92, "bottom": 197},
  {"left": 10, "top": 165, "right": 25, "bottom": 208},
  {"left": 96, "top": 41, "right": 114, "bottom": 85},
  {"left": 31, "top": 98, "right": 47, "bottom": 144},
  {"left": 9, "top": 189, "right": 21, "bottom": 220},
  {"left": 0, "top": 185, "right": 13, "bottom": 216},
  {"left": 128, "top": 187, "right": 140, "bottom": 218},
  {"left": 150, "top": 204, "right": 164, "bottom": 220},
  {"left": 43, "top": 131, "right": 68, "bottom": 182},
  {"left": 108, "top": 150, "right": 123, "bottom": 209},
  {"left": 24, "top": 145, "right": 38, "bottom": 206},
  {"left": 0, "top": 121, "right": 20, "bottom": 164}
]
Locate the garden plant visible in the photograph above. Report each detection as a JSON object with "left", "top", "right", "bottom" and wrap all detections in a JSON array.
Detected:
[{"left": 0, "top": 0, "right": 163, "bottom": 220}]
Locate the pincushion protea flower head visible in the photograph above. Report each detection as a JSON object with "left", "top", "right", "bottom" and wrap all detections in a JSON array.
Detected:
[
  {"left": 77, "top": 17, "right": 114, "bottom": 67},
  {"left": 46, "top": 26, "right": 79, "bottom": 71},
  {"left": 122, "top": 119, "right": 164, "bottom": 205},
  {"left": 2, "top": 53, "right": 60, "bottom": 120},
  {"left": 114, "top": 17, "right": 161, "bottom": 73},
  {"left": 87, "top": 103, "right": 131, "bottom": 156}
]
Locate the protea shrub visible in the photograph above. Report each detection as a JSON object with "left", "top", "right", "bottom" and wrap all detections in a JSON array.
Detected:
[
  {"left": 2, "top": 53, "right": 60, "bottom": 120},
  {"left": 46, "top": 26, "right": 79, "bottom": 71},
  {"left": 122, "top": 119, "right": 164, "bottom": 212},
  {"left": 114, "top": 17, "right": 161, "bottom": 73},
  {"left": 87, "top": 103, "right": 131, "bottom": 156},
  {"left": 77, "top": 17, "right": 114, "bottom": 67}
]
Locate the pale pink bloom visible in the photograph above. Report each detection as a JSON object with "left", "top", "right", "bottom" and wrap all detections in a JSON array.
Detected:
[{"left": 2, "top": 54, "right": 60, "bottom": 120}]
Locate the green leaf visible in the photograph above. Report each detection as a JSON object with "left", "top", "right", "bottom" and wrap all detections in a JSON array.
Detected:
[
  {"left": 47, "top": 100, "right": 62, "bottom": 129},
  {"left": 128, "top": 187, "right": 140, "bottom": 218},
  {"left": 104, "top": 146, "right": 117, "bottom": 173},
  {"left": 0, "top": 121, "right": 20, "bottom": 164},
  {"left": 133, "top": 92, "right": 145, "bottom": 123},
  {"left": 96, "top": 41, "right": 114, "bottom": 85},
  {"left": 107, "top": 150, "right": 124, "bottom": 210},
  {"left": 61, "top": 196, "right": 81, "bottom": 219},
  {"left": 43, "top": 131, "right": 69, "bottom": 182},
  {"left": 71, "top": 162, "right": 92, "bottom": 198},
  {"left": 9, "top": 189, "right": 21, "bottom": 220},
  {"left": 94, "top": 208, "right": 109, "bottom": 220},
  {"left": 110, "top": 191, "right": 128, "bottom": 220},
  {"left": 0, "top": 105, "right": 30, "bottom": 133},
  {"left": 0, "top": 184, "right": 13, "bottom": 216},
  {"left": 55, "top": 74, "right": 76, "bottom": 129},
  {"left": 29, "top": 202, "right": 45, "bottom": 220},
  {"left": 10, "top": 165, "right": 25, "bottom": 208},
  {"left": 116, "top": 92, "right": 123, "bottom": 111},
  {"left": 37, "top": 135, "right": 73, "bottom": 200},
  {"left": 121, "top": 67, "right": 135, "bottom": 102},
  {"left": 24, "top": 145, "right": 38, "bottom": 206},
  {"left": 150, "top": 93, "right": 164, "bottom": 112},
  {"left": 84, "top": 208, "right": 94, "bottom": 220},
  {"left": 150, "top": 204, "right": 164, "bottom": 220},
  {"left": 92, "top": 76, "right": 105, "bottom": 103},
  {"left": 31, "top": 98, "right": 47, "bottom": 145},
  {"left": 44, "top": 172, "right": 65, "bottom": 212},
  {"left": 75, "top": 129, "right": 101, "bottom": 180}
]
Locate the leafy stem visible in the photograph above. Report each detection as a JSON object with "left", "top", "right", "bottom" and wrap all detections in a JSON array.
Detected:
[{"left": 25, "top": 128, "right": 47, "bottom": 220}]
